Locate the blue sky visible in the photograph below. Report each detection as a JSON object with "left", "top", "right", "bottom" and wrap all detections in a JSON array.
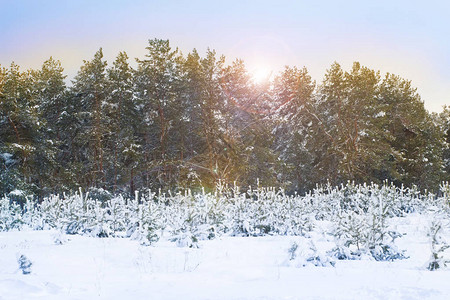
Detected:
[{"left": 1, "top": 0, "right": 449, "bottom": 112}]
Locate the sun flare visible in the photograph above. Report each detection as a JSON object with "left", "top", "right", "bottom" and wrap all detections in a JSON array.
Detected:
[{"left": 251, "top": 67, "right": 272, "bottom": 84}]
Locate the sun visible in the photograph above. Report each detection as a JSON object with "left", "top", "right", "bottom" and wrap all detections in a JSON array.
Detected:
[{"left": 250, "top": 66, "right": 272, "bottom": 84}]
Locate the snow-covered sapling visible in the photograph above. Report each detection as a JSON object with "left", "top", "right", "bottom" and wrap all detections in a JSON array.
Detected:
[
  {"left": 18, "top": 255, "right": 32, "bottom": 274},
  {"left": 53, "top": 230, "right": 68, "bottom": 245},
  {"left": 427, "top": 219, "right": 450, "bottom": 271},
  {"left": 287, "top": 239, "right": 335, "bottom": 267},
  {"left": 288, "top": 242, "right": 299, "bottom": 260}
]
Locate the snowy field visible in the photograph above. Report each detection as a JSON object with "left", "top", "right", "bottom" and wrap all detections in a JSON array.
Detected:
[{"left": 1, "top": 214, "right": 450, "bottom": 300}]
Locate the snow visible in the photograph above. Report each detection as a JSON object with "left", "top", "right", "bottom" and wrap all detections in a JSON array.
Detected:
[
  {"left": 375, "top": 111, "right": 386, "bottom": 118},
  {"left": 0, "top": 153, "right": 14, "bottom": 165},
  {"left": 8, "top": 190, "right": 24, "bottom": 197},
  {"left": 1, "top": 214, "right": 449, "bottom": 300}
]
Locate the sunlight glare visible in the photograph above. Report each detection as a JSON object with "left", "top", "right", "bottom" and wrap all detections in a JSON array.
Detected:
[{"left": 251, "top": 67, "right": 272, "bottom": 84}]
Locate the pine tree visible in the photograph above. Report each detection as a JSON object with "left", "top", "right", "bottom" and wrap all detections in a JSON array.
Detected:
[
  {"left": 134, "top": 39, "right": 184, "bottom": 190},
  {"left": 34, "top": 57, "right": 68, "bottom": 193},
  {"left": 106, "top": 51, "right": 140, "bottom": 194},
  {"left": 0, "top": 63, "right": 44, "bottom": 195},
  {"left": 272, "top": 66, "right": 317, "bottom": 191},
  {"left": 316, "top": 62, "right": 386, "bottom": 185},
  {"left": 196, "top": 49, "right": 226, "bottom": 189},
  {"left": 436, "top": 106, "right": 450, "bottom": 181},
  {"left": 221, "top": 59, "right": 280, "bottom": 187},
  {"left": 71, "top": 48, "right": 108, "bottom": 188},
  {"left": 379, "top": 73, "right": 444, "bottom": 190},
  {"left": 176, "top": 49, "right": 207, "bottom": 188}
]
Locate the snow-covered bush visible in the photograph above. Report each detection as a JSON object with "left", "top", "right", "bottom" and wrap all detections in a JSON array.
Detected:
[
  {"left": 427, "top": 218, "right": 450, "bottom": 271},
  {"left": 329, "top": 210, "right": 366, "bottom": 260},
  {"left": 52, "top": 230, "right": 68, "bottom": 245},
  {"left": 0, "top": 196, "right": 24, "bottom": 231},
  {"left": 0, "top": 181, "right": 446, "bottom": 263},
  {"left": 441, "top": 182, "right": 450, "bottom": 205},
  {"left": 129, "top": 192, "right": 162, "bottom": 246},
  {"left": 229, "top": 186, "right": 313, "bottom": 237},
  {"left": 86, "top": 187, "right": 113, "bottom": 204},
  {"left": 286, "top": 239, "right": 335, "bottom": 267},
  {"left": 329, "top": 187, "right": 407, "bottom": 261},
  {"left": 18, "top": 254, "right": 32, "bottom": 274}
]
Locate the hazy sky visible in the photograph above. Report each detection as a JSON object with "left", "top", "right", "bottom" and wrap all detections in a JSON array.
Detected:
[{"left": 1, "top": 0, "right": 449, "bottom": 112}]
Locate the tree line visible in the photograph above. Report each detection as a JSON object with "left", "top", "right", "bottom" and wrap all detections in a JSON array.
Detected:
[{"left": 1, "top": 39, "right": 449, "bottom": 197}]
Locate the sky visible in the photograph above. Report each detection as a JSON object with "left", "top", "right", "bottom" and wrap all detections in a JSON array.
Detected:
[{"left": 1, "top": 0, "right": 449, "bottom": 112}]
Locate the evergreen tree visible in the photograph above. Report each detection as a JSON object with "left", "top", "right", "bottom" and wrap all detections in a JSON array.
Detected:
[
  {"left": 176, "top": 49, "right": 208, "bottom": 188},
  {"left": 379, "top": 74, "right": 444, "bottom": 190},
  {"left": 71, "top": 48, "right": 108, "bottom": 188},
  {"left": 221, "top": 59, "right": 280, "bottom": 187},
  {"left": 313, "top": 62, "right": 444, "bottom": 190},
  {"left": 195, "top": 49, "right": 226, "bottom": 189},
  {"left": 106, "top": 51, "right": 140, "bottom": 194},
  {"left": 272, "top": 66, "right": 317, "bottom": 191},
  {"left": 316, "top": 62, "right": 385, "bottom": 184},
  {"left": 178, "top": 49, "right": 230, "bottom": 189},
  {"left": 134, "top": 39, "right": 184, "bottom": 189},
  {"left": 0, "top": 63, "right": 44, "bottom": 195},
  {"left": 436, "top": 106, "right": 450, "bottom": 181},
  {"left": 34, "top": 57, "right": 68, "bottom": 193}
]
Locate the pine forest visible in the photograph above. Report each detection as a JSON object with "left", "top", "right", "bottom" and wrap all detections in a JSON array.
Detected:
[{"left": 1, "top": 39, "right": 449, "bottom": 199}]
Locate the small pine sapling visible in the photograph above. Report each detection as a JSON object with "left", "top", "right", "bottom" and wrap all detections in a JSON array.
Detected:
[
  {"left": 288, "top": 242, "right": 299, "bottom": 260},
  {"left": 427, "top": 219, "right": 450, "bottom": 271},
  {"left": 53, "top": 230, "right": 68, "bottom": 245},
  {"left": 287, "top": 239, "right": 335, "bottom": 267},
  {"left": 18, "top": 255, "right": 32, "bottom": 274}
]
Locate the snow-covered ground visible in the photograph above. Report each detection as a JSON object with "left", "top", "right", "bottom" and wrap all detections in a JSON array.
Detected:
[{"left": 1, "top": 214, "right": 449, "bottom": 300}]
